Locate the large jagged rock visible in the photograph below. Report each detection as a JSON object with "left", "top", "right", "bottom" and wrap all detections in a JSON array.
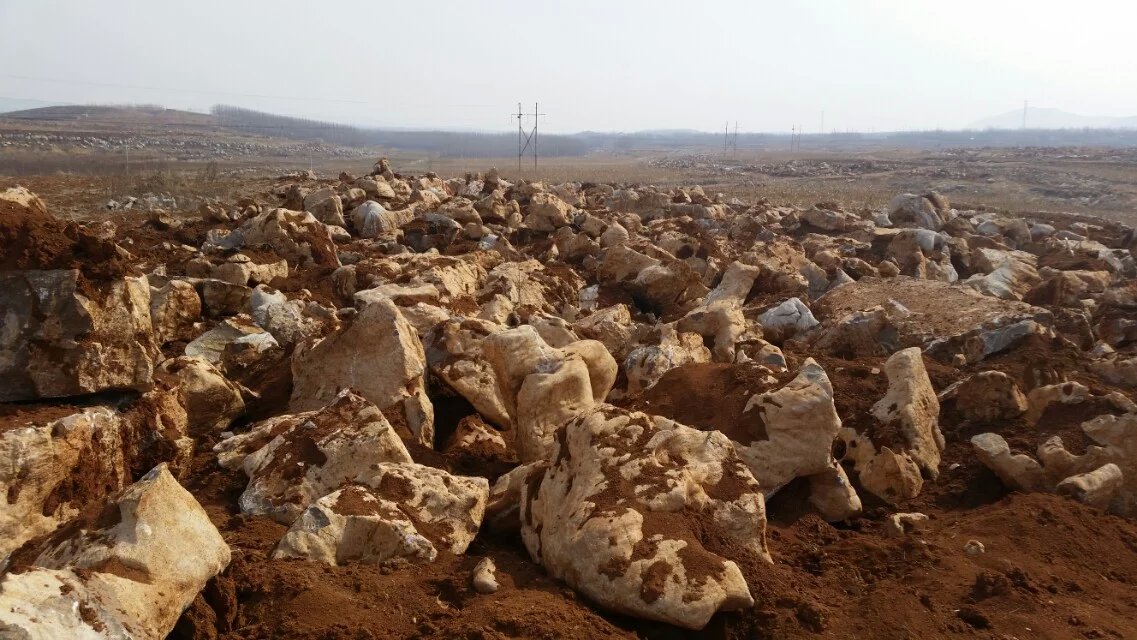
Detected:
[
  {"left": 888, "top": 192, "right": 948, "bottom": 230},
  {"left": 756, "top": 297, "right": 818, "bottom": 343},
  {"left": 149, "top": 279, "right": 202, "bottom": 344},
  {"left": 732, "top": 359, "right": 861, "bottom": 520},
  {"left": 237, "top": 208, "right": 340, "bottom": 267},
  {"left": 303, "top": 187, "right": 346, "bottom": 227},
  {"left": 676, "top": 262, "right": 760, "bottom": 361},
  {"left": 0, "top": 465, "right": 230, "bottom": 640},
  {"left": 290, "top": 295, "right": 434, "bottom": 445},
  {"left": 625, "top": 325, "right": 711, "bottom": 394},
  {"left": 871, "top": 348, "right": 944, "bottom": 477},
  {"left": 426, "top": 318, "right": 512, "bottom": 429},
  {"left": 0, "top": 271, "right": 158, "bottom": 401},
  {"left": 519, "top": 404, "right": 766, "bottom": 630},
  {"left": 217, "top": 390, "right": 413, "bottom": 524},
  {"left": 274, "top": 464, "right": 488, "bottom": 565},
  {"left": 0, "top": 408, "right": 129, "bottom": 564},
  {"left": 154, "top": 356, "right": 245, "bottom": 435},
  {"left": 482, "top": 325, "right": 617, "bottom": 462},
  {"left": 814, "top": 276, "right": 1051, "bottom": 363}
]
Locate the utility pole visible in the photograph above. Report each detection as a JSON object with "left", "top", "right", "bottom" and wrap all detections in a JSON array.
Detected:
[{"left": 512, "top": 102, "right": 545, "bottom": 172}]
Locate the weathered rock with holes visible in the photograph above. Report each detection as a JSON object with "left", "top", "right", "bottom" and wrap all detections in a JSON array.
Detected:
[
  {"left": 520, "top": 404, "right": 766, "bottom": 630},
  {"left": 273, "top": 464, "right": 488, "bottom": 564},
  {"left": 482, "top": 325, "right": 616, "bottom": 462},
  {"left": 217, "top": 390, "right": 413, "bottom": 524},
  {"left": 427, "top": 318, "right": 512, "bottom": 429},
  {"left": 237, "top": 208, "right": 340, "bottom": 267},
  {"left": 290, "top": 295, "right": 434, "bottom": 445},
  {"left": 0, "top": 465, "right": 230, "bottom": 640},
  {"left": 0, "top": 271, "right": 158, "bottom": 402}
]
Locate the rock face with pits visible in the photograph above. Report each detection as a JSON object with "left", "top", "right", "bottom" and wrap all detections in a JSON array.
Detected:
[
  {"left": 217, "top": 390, "right": 414, "bottom": 524},
  {"left": 290, "top": 295, "right": 434, "bottom": 445},
  {"left": 520, "top": 404, "right": 766, "bottom": 630},
  {"left": 483, "top": 325, "right": 617, "bottom": 462},
  {"left": 0, "top": 465, "right": 230, "bottom": 640},
  {"left": 0, "top": 270, "right": 159, "bottom": 402},
  {"left": 274, "top": 464, "right": 488, "bottom": 564}
]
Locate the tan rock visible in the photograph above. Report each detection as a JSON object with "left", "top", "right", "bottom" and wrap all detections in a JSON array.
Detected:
[
  {"left": 0, "top": 271, "right": 158, "bottom": 401},
  {"left": 219, "top": 390, "right": 413, "bottom": 524},
  {"left": 521, "top": 404, "right": 765, "bottom": 630},
  {"left": 483, "top": 325, "right": 616, "bottom": 462},
  {"left": 0, "top": 465, "right": 230, "bottom": 640},
  {"left": 290, "top": 295, "right": 434, "bottom": 445},
  {"left": 274, "top": 464, "right": 488, "bottom": 564},
  {"left": 871, "top": 348, "right": 944, "bottom": 477},
  {"left": 154, "top": 356, "right": 245, "bottom": 435}
]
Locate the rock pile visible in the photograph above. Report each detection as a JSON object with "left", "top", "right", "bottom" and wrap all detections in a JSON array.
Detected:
[{"left": 1, "top": 167, "right": 1135, "bottom": 635}]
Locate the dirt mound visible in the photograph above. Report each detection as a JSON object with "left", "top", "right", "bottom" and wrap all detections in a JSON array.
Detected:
[{"left": 0, "top": 198, "right": 135, "bottom": 284}]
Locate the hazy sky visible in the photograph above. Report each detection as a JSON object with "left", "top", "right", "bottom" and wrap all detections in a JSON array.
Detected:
[{"left": 1, "top": 0, "right": 1134, "bottom": 133}]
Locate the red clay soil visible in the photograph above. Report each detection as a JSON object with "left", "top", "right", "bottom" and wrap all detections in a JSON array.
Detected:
[{"left": 0, "top": 198, "right": 137, "bottom": 287}]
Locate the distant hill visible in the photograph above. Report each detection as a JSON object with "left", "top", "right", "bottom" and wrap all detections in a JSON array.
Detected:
[
  {"left": 970, "top": 107, "right": 1137, "bottom": 130},
  {"left": 0, "top": 98, "right": 61, "bottom": 114}
]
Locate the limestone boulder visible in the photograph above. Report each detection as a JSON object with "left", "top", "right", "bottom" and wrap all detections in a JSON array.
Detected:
[
  {"left": 0, "top": 408, "right": 128, "bottom": 564},
  {"left": 218, "top": 390, "right": 413, "bottom": 524},
  {"left": 483, "top": 325, "right": 617, "bottom": 462},
  {"left": 0, "top": 465, "right": 229, "bottom": 640},
  {"left": 149, "top": 279, "right": 202, "bottom": 344},
  {"left": 871, "top": 348, "right": 944, "bottom": 477},
  {"left": 427, "top": 318, "right": 512, "bottom": 429},
  {"left": 625, "top": 326, "right": 711, "bottom": 395},
  {"left": 290, "top": 295, "right": 434, "bottom": 445},
  {"left": 520, "top": 404, "right": 766, "bottom": 630},
  {"left": 525, "top": 192, "right": 574, "bottom": 231},
  {"left": 732, "top": 359, "right": 862, "bottom": 520},
  {"left": 756, "top": 297, "right": 819, "bottom": 343},
  {"left": 238, "top": 208, "right": 340, "bottom": 267},
  {"left": 154, "top": 356, "right": 245, "bottom": 435},
  {"left": 273, "top": 464, "right": 489, "bottom": 564},
  {"left": 303, "top": 186, "right": 346, "bottom": 227},
  {"left": 0, "top": 270, "right": 158, "bottom": 402}
]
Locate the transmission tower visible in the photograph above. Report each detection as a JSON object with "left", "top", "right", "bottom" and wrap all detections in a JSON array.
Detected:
[
  {"left": 512, "top": 102, "right": 545, "bottom": 171},
  {"left": 723, "top": 121, "right": 739, "bottom": 155}
]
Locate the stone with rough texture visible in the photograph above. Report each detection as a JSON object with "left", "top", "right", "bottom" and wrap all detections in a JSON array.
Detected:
[
  {"left": 154, "top": 356, "right": 245, "bottom": 435},
  {"left": 0, "top": 464, "right": 230, "bottom": 640},
  {"left": 218, "top": 390, "right": 413, "bottom": 524},
  {"left": 521, "top": 404, "right": 765, "bottom": 630},
  {"left": 273, "top": 465, "right": 488, "bottom": 564},
  {"left": 0, "top": 271, "right": 158, "bottom": 402},
  {"left": 290, "top": 295, "right": 434, "bottom": 445},
  {"left": 871, "top": 348, "right": 944, "bottom": 478},
  {"left": 483, "top": 325, "right": 617, "bottom": 462},
  {"left": 939, "top": 371, "right": 1028, "bottom": 422}
]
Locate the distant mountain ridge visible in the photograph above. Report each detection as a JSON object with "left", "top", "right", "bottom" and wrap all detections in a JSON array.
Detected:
[{"left": 970, "top": 107, "right": 1137, "bottom": 130}]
